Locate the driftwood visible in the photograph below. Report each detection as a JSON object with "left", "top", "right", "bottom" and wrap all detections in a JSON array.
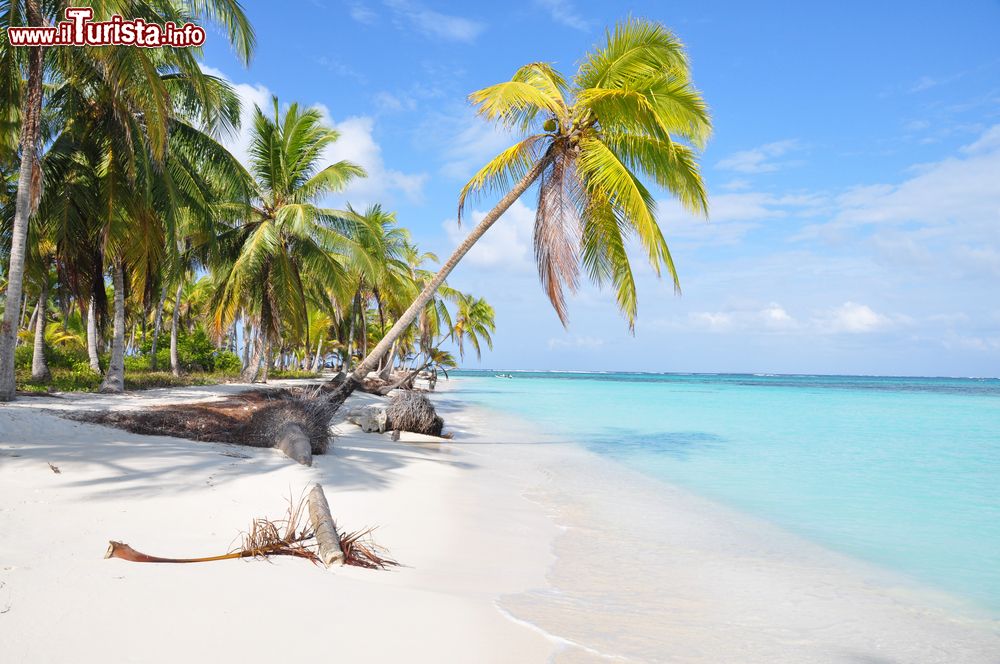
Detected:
[
  {"left": 307, "top": 483, "right": 344, "bottom": 566},
  {"left": 275, "top": 422, "right": 312, "bottom": 466},
  {"left": 385, "top": 391, "right": 444, "bottom": 436},
  {"left": 345, "top": 404, "right": 389, "bottom": 433}
]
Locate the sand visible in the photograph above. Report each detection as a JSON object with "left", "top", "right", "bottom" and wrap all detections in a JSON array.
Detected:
[
  {"left": 0, "top": 381, "right": 558, "bottom": 663},
  {"left": 2, "top": 378, "right": 999, "bottom": 663}
]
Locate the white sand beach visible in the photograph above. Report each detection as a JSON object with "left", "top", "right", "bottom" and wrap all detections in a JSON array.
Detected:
[{"left": 1, "top": 379, "right": 999, "bottom": 663}]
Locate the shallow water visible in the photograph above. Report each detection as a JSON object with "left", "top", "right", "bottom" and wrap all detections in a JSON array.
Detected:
[{"left": 450, "top": 371, "right": 1000, "bottom": 615}]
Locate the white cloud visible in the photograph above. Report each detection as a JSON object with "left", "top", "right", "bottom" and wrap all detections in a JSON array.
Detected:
[
  {"left": 348, "top": 2, "right": 377, "bottom": 24},
  {"left": 373, "top": 91, "right": 416, "bottom": 113},
  {"left": 201, "top": 65, "right": 270, "bottom": 167},
  {"left": 716, "top": 139, "right": 803, "bottom": 173},
  {"left": 816, "top": 302, "right": 892, "bottom": 334},
  {"left": 317, "top": 113, "right": 429, "bottom": 205},
  {"left": 684, "top": 303, "right": 798, "bottom": 334},
  {"left": 437, "top": 110, "right": 515, "bottom": 180},
  {"left": 720, "top": 178, "right": 753, "bottom": 191},
  {"left": 536, "top": 0, "right": 591, "bottom": 31},
  {"left": 200, "top": 66, "right": 427, "bottom": 206},
  {"left": 383, "top": 0, "right": 484, "bottom": 43},
  {"left": 909, "top": 76, "right": 940, "bottom": 93},
  {"left": 658, "top": 301, "right": 906, "bottom": 337},
  {"left": 689, "top": 311, "right": 734, "bottom": 332},
  {"left": 443, "top": 199, "right": 536, "bottom": 271},
  {"left": 794, "top": 124, "right": 1000, "bottom": 280},
  {"left": 961, "top": 124, "right": 1000, "bottom": 154},
  {"left": 657, "top": 190, "right": 828, "bottom": 246}
]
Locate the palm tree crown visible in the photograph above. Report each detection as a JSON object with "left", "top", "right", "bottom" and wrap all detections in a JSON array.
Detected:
[{"left": 460, "top": 18, "right": 711, "bottom": 328}]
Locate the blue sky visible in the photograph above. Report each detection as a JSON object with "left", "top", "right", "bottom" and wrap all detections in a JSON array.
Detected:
[{"left": 201, "top": 0, "right": 1000, "bottom": 376}]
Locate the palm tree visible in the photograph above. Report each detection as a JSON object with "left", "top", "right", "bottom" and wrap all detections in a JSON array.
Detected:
[
  {"left": 210, "top": 98, "right": 364, "bottom": 382},
  {"left": 331, "top": 18, "right": 710, "bottom": 403},
  {"left": 0, "top": 0, "right": 44, "bottom": 400},
  {"left": 339, "top": 204, "right": 415, "bottom": 374},
  {"left": 448, "top": 293, "right": 495, "bottom": 362}
]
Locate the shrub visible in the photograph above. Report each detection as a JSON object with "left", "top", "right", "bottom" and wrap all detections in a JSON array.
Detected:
[
  {"left": 214, "top": 351, "right": 242, "bottom": 374},
  {"left": 124, "top": 354, "right": 152, "bottom": 372},
  {"left": 14, "top": 344, "right": 31, "bottom": 369}
]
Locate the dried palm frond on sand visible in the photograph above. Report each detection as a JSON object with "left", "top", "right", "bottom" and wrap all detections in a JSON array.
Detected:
[{"left": 105, "top": 485, "right": 398, "bottom": 570}]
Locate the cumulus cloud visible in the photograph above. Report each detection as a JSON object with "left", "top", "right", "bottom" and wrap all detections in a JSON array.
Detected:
[
  {"left": 815, "top": 302, "right": 892, "bottom": 334},
  {"left": 683, "top": 303, "right": 799, "bottom": 334},
  {"left": 200, "top": 66, "right": 426, "bottom": 206},
  {"left": 443, "top": 199, "right": 535, "bottom": 271},
  {"left": 661, "top": 301, "right": 906, "bottom": 336},
  {"left": 317, "top": 113, "right": 428, "bottom": 205}
]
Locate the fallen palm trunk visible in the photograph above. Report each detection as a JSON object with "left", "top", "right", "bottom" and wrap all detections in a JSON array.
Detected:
[
  {"left": 104, "top": 485, "right": 397, "bottom": 570},
  {"left": 307, "top": 483, "right": 344, "bottom": 566}
]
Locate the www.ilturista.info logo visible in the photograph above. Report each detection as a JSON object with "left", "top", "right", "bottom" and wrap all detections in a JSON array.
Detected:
[{"left": 7, "top": 7, "right": 205, "bottom": 47}]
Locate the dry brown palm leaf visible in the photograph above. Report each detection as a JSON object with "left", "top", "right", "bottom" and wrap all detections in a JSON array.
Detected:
[
  {"left": 339, "top": 527, "right": 400, "bottom": 570},
  {"left": 105, "top": 488, "right": 399, "bottom": 570},
  {"left": 106, "top": 494, "right": 320, "bottom": 565}
]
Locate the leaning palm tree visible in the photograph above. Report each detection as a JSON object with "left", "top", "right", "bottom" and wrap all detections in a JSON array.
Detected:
[{"left": 331, "top": 18, "right": 710, "bottom": 402}]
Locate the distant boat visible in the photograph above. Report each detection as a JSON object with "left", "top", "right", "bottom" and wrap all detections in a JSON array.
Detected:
[{"left": 494, "top": 373, "right": 514, "bottom": 379}]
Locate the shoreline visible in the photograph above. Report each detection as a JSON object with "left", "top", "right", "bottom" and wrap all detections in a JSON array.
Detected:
[
  {"left": 436, "top": 378, "right": 1000, "bottom": 662},
  {"left": 2, "top": 378, "right": 999, "bottom": 662}
]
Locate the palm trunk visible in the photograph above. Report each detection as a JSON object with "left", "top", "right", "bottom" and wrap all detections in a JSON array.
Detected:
[
  {"left": 169, "top": 281, "right": 183, "bottom": 376},
  {"left": 20, "top": 293, "right": 30, "bottom": 331},
  {"left": 100, "top": 262, "right": 126, "bottom": 393},
  {"left": 241, "top": 315, "right": 251, "bottom": 368},
  {"left": 386, "top": 358, "right": 433, "bottom": 392},
  {"left": 241, "top": 330, "right": 263, "bottom": 382},
  {"left": 30, "top": 281, "right": 50, "bottom": 381},
  {"left": 310, "top": 337, "right": 323, "bottom": 372},
  {"left": 377, "top": 340, "right": 398, "bottom": 381},
  {"left": 261, "top": 337, "right": 272, "bottom": 383},
  {"left": 345, "top": 293, "right": 358, "bottom": 372},
  {"left": 87, "top": 296, "right": 102, "bottom": 374},
  {"left": 127, "top": 323, "right": 136, "bottom": 357},
  {"left": 149, "top": 282, "right": 168, "bottom": 370},
  {"left": 26, "top": 299, "right": 38, "bottom": 337},
  {"left": 0, "top": 0, "right": 44, "bottom": 401},
  {"left": 331, "top": 156, "right": 549, "bottom": 401}
]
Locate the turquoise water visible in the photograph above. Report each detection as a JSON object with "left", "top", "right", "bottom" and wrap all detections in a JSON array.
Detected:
[{"left": 449, "top": 371, "right": 1000, "bottom": 613}]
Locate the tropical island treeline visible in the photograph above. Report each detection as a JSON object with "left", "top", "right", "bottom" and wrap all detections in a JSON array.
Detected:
[
  {"left": 1, "top": 2, "right": 711, "bottom": 405},
  {"left": 0, "top": 2, "right": 494, "bottom": 395}
]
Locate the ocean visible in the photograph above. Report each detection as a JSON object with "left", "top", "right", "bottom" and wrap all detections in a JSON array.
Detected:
[{"left": 448, "top": 371, "right": 1000, "bottom": 614}]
